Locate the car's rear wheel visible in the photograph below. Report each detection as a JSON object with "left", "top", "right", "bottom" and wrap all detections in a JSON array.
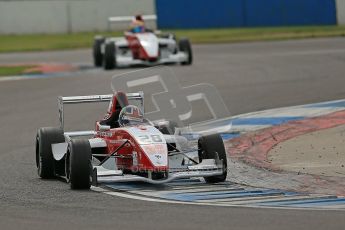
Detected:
[
  {"left": 93, "top": 36, "right": 104, "bottom": 67},
  {"left": 198, "top": 134, "right": 227, "bottom": 183},
  {"left": 179, "top": 38, "right": 193, "bottom": 65},
  {"left": 156, "top": 120, "right": 178, "bottom": 135},
  {"left": 103, "top": 42, "right": 116, "bottom": 70},
  {"left": 66, "top": 139, "right": 92, "bottom": 189},
  {"left": 36, "top": 127, "right": 64, "bottom": 179},
  {"left": 161, "top": 33, "right": 176, "bottom": 41}
]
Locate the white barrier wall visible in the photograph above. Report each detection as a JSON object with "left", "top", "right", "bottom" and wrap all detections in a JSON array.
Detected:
[
  {"left": 336, "top": 0, "right": 345, "bottom": 24},
  {"left": 0, "top": 0, "right": 155, "bottom": 34}
]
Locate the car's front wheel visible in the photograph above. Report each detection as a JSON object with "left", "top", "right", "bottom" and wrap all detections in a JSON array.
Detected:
[
  {"left": 179, "top": 38, "right": 193, "bottom": 65},
  {"left": 198, "top": 134, "right": 227, "bottom": 183},
  {"left": 103, "top": 42, "right": 116, "bottom": 70},
  {"left": 66, "top": 139, "right": 92, "bottom": 189},
  {"left": 36, "top": 127, "right": 64, "bottom": 179},
  {"left": 93, "top": 36, "right": 105, "bottom": 67}
]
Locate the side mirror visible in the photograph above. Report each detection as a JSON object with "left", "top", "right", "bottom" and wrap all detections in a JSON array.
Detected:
[{"left": 99, "top": 125, "right": 111, "bottom": 131}]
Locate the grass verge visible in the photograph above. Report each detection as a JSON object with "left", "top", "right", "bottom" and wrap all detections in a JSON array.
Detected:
[
  {"left": 0, "top": 65, "right": 38, "bottom": 76},
  {"left": 172, "top": 25, "right": 345, "bottom": 43},
  {"left": 0, "top": 26, "right": 344, "bottom": 53}
]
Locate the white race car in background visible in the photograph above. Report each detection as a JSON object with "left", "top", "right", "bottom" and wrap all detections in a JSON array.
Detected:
[{"left": 93, "top": 16, "right": 193, "bottom": 69}]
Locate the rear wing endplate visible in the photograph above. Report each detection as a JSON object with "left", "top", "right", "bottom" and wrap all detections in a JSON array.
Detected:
[{"left": 58, "top": 92, "right": 144, "bottom": 130}]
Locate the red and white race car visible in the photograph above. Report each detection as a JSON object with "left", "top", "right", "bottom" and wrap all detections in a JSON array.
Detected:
[
  {"left": 93, "top": 18, "right": 192, "bottom": 69},
  {"left": 36, "top": 92, "right": 227, "bottom": 189}
]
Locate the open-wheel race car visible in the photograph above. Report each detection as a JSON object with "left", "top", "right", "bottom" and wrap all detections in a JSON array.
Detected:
[
  {"left": 93, "top": 16, "right": 192, "bottom": 69},
  {"left": 36, "top": 92, "right": 227, "bottom": 189},
  {"left": 36, "top": 68, "right": 229, "bottom": 189},
  {"left": 93, "top": 33, "right": 192, "bottom": 70}
]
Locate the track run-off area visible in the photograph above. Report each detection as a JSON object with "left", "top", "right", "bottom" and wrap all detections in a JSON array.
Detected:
[{"left": 0, "top": 38, "right": 345, "bottom": 230}]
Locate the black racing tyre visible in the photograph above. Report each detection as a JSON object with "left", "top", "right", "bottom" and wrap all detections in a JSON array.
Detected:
[
  {"left": 178, "top": 38, "right": 193, "bottom": 65},
  {"left": 66, "top": 139, "right": 92, "bottom": 189},
  {"left": 93, "top": 36, "right": 104, "bottom": 67},
  {"left": 36, "top": 127, "right": 64, "bottom": 179},
  {"left": 103, "top": 42, "right": 116, "bottom": 70},
  {"left": 198, "top": 134, "right": 227, "bottom": 183}
]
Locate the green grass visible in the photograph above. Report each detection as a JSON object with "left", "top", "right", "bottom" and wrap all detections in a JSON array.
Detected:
[
  {"left": 171, "top": 25, "right": 345, "bottom": 43},
  {"left": 0, "top": 26, "right": 345, "bottom": 53},
  {"left": 0, "top": 65, "right": 36, "bottom": 76},
  {"left": 0, "top": 32, "right": 122, "bottom": 53}
]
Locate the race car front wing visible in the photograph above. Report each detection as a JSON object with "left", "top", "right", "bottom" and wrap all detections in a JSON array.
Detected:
[{"left": 92, "top": 158, "right": 225, "bottom": 185}]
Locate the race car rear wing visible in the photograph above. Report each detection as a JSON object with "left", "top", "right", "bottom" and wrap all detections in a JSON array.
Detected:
[
  {"left": 58, "top": 92, "right": 144, "bottom": 130},
  {"left": 107, "top": 14, "right": 157, "bottom": 31}
]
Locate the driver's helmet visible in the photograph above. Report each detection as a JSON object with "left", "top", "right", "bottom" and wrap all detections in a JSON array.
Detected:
[
  {"left": 131, "top": 15, "right": 145, "bottom": 33},
  {"left": 135, "top": 15, "right": 143, "bottom": 22},
  {"left": 118, "top": 105, "right": 144, "bottom": 127}
]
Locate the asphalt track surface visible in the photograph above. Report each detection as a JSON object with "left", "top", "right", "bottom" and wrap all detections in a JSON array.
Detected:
[{"left": 1, "top": 38, "right": 345, "bottom": 230}]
